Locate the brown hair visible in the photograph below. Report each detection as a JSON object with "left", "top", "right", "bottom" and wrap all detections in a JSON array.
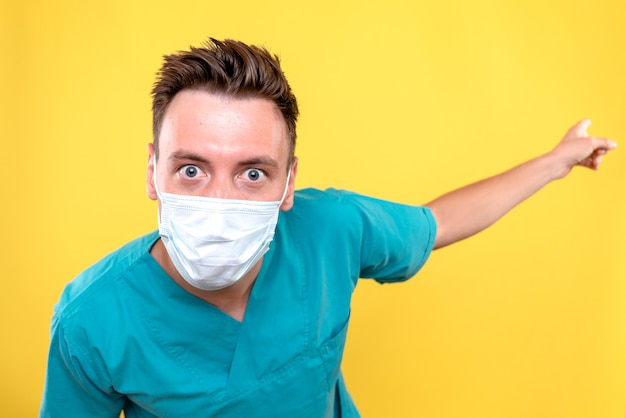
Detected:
[{"left": 151, "top": 38, "right": 299, "bottom": 162}]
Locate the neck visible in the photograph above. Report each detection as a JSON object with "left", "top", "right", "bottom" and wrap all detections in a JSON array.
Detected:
[{"left": 149, "top": 238, "right": 260, "bottom": 322}]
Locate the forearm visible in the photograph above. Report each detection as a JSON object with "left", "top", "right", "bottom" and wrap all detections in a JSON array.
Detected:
[
  {"left": 424, "top": 120, "right": 617, "bottom": 249},
  {"left": 425, "top": 152, "right": 564, "bottom": 249}
]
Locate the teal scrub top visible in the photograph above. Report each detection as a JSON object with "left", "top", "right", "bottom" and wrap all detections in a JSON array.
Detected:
[{"left": 40, "top": 188, "right": 436, "bottom": 417}]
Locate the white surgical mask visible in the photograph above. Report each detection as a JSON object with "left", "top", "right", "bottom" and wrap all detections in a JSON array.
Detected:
[{"left": 153, "top": 160, "right": 290, "bottom": 290}]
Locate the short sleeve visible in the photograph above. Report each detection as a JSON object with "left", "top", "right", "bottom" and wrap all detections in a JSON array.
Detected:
[
  {"left": 341, "top": 191, "right": 436, "bottom": 283},
  {"left": 40, "top": 313, "right": 125, "bottom": 418}
]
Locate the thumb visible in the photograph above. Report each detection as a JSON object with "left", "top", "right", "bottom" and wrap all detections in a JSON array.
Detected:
[{"left": 567, "top": 119, "right": 591, "bottom": 139}]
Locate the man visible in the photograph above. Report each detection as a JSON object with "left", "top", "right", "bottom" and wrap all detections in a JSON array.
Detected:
[{"left": 40, "top": 38, "right": 617, "bottom": 417}]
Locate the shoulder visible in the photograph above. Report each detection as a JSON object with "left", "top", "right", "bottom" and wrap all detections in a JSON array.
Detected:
[
  {"left": 280, "top": 188, "right": 436, "bottom": 282},
  {"left": 282, "top": 187, "right": 435, "bottom": 247},
  {"left": 291, "top": 187, "right": 433, "bottom": 225},
  {"left": 291, "top": 187, "right": 380, "bottom": 215},
  {"left": 55, "top": 231, "right": 160, "bottom": 319},
  {"left": 285, "top": 188, "right": 370, "bottom": 232}
]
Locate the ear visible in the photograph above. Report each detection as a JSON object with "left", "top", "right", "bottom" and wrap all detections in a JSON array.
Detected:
[
  {"left": 280, "top": 157, "right": 298, "bottom": 211},
  {"left": 146, "top": 143, "right": 157, "bottom": 201}
]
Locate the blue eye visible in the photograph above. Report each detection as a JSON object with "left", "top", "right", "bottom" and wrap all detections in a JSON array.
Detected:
[
  {"left": 245, "top": 168, "right": 264, "bottom": 181},
  {"left": 182, "top": 165, "right": 200, "bottom": 178}
]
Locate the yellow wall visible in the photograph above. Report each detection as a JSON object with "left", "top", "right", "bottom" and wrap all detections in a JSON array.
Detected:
[{"left": 2, "top": 0, "right": 625, "bottom": 416}]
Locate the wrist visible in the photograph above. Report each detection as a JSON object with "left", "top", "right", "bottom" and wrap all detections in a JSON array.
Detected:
[{"left": 535, "top": 150, "right": 572, "bottom": 181}]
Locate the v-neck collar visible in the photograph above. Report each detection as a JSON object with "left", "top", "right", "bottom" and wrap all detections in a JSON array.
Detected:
[{"left": 144, "top": 232, "right": 279, "bottom": 329}]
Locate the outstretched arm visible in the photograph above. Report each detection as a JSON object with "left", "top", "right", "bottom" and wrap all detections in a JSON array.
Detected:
[{"left": 425, "top": 120, "right": 617, "bottom": 250}]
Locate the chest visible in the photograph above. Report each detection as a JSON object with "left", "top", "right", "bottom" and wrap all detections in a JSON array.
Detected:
[{"left": 105, "top": 248, "right": 355, "bottom": 417}]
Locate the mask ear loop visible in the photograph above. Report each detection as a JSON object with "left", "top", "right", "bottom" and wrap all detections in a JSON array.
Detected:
[
  {"left": 152, "top": 156, "right": 163, "bottom": 200},
  {"left": 152, "top": 157, "right": 168, "bottom": 227},
  {"left": 279, "top": 168, "right": 292, "bottom": 204}
]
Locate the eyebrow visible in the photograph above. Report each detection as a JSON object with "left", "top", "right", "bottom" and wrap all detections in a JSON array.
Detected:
[
  {"left": 168, "top": 151, "right": 280, "bottom": 169},
  {"left": 168, "top": 151, "right": 209, "bottom": 164},
  {"left": 238, "top": 156, "right": 280, "bottom": 169}
]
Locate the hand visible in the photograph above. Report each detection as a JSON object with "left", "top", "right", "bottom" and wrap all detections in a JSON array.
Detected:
[{"left": 549, "top": 119, "right": 617, "bottom": 179}]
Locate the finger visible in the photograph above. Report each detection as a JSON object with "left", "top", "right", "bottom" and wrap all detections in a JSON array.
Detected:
[
  {"left": 594, "top": 155, "right": 604, "bottom": 168},
  {"left": 586, "top": 153, "right": 603, "bottom": 170},
  {"left": 578, "top": 156, "right": 595, "bottom": 170},
  {"left": 589, "top": 136, "right": 618, "bottom": 151}
]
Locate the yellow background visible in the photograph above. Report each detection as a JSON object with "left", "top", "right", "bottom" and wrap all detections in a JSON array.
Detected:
[{"left": 2, "top": 0, "right": 625, "bottom": 417}]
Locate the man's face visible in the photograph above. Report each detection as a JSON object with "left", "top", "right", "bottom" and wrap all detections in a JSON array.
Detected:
[{"left": 147, "top": 90, "right": 298, "bottom": 211}]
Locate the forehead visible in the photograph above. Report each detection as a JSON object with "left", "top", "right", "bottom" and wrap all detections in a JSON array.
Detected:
[{"left": 158, "top": 90, "right": 290, "bottom": 164}]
